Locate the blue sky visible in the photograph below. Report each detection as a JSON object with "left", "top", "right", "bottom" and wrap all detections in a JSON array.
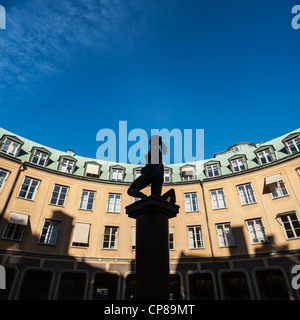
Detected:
[{"left": 0, "top": 0, "right": 300, "bottom": 162}]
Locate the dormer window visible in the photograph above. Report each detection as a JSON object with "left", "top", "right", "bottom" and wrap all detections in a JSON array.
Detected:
[
  {"left": 205, "top": 161, "right": 221, "bottom": 178},
  {"left": 180, "top": 165, "right": 196, "bottom": 181},
  {"left": 0, "top": 135, "right": 23, "bottom": 157},
  {"left": 30, "top": 147, "right": 51, "bottom": 167},
  {"left": 110, "top": 166, "right": 125, "bottom": 181},
  {"left": 282, "top": 133, "right": 300, "bottom": 154},
  {"left": 255, "top": 146, "right": 275, "bottom": 165},
  {"left": 84, "top": 162, "right": 101, "bottom": 178},
  {"left": 164, "top": 168, "right": 172, "bottom": 183},
  {"left": 229, "top": 155, "right": 247, "bottom": 172},
  {"left": 58, "top": 156, "right": 76, "bottom": 174},
  {"left": 133, "top": 167, "right": 143, "bottom": 180}
]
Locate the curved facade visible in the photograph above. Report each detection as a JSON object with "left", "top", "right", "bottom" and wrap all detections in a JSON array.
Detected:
[{"left": 0, "top": 127, "right": 300, "bottom": 300}]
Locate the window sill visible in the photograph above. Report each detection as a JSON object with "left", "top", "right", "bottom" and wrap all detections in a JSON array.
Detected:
[{"left": 272, "top": 194, "right": 289, "bottom": 200}]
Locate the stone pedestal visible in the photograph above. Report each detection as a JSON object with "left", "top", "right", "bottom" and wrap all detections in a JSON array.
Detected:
[{"left": 126, "top": 196, "right": 179, "bottom": 300}]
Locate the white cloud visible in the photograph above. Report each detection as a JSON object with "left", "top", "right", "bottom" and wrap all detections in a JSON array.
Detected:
[{"left": 0, "top": 0, "right": 150, "bottom": 103}]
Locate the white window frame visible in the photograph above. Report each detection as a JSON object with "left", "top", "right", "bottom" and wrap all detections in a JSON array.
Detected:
[
  {"left": 184, "top": 192, "right": 199, "bottom": 212},
  {"left": 131, "top": 226, "right": 136, "bottom": 250},
  {"left": 107, "top": 193, "right": 121, "bottom": 213},
  {"left": 1, "top": 138, "right": 21, "bottom": 156},
  {"left": 269, "top": 181, "right": 289, "bottom": 199},
  {"left": 205, "top": 164, "right": 220, "bottom": 178},
  {"left": 180, "top": 166, "right": 195, "bottom": 181},
  {"left": 79, "top": 190, "right": 96, "bottom": 211},
  {"left": 187, "top": 225, "right": 204, "bottom": 249},
  {"left": 279, "top": 212, "right": 300, "bottom": 240},
  {"left": 0, "top": 168, "right": 9, "bottom": 191},
  {"left": 164, "top": 169, "right": 171, "bottom": 182},
  {"left": 134, "top": 169, "right": 142, "bottom": 180},
  {"left": 102, "top": 226, "right": 119, "bottom": 250},
  {"left": 49, "top": 184, "right": 69, "bottom": 206},
  {"left": 245, "top": 218, "right": 268, "bottom": 244},
  {"left": 230, "top": 157, "right": 246, "bottom": 172},
  {"left": 18, "top": 176, "right": 40, "bottom": 201},
  {"left": 38, "top": 219, "right": 60, "bottom": 245},
  {"left": 31, "top": 149, "right": 49, "bottom": 167},
  {"left": 210, "top": 188, "right": 227, "bottom": 209},
  {"left": 237, "top": 183, "right": 257, "bottom": 205},
  {"left": 215, "top": 223, "right": 235, "bottom": 247},
  {"left": 110, "top": 168, "right": 124, "bottom": 181},
  {"left": 59, "top": 158, "right": 75, "bottom": 173},
  {"left": 256, "top": 148, "right": 274, "bottom": 165},
  {"left": 285, "top": 136, "right": 300, "bottom": 154}
]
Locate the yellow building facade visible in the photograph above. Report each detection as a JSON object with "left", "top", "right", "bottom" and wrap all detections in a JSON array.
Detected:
[{"left": 0, "top": 127, "right": 300, "bottom": 300}]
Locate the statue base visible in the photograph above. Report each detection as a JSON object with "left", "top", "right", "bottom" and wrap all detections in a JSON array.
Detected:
[{"left": 126, "top": 196, "right": 179, "bottom": 300}]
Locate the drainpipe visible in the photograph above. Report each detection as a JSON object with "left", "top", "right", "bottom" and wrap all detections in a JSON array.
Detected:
[
  {"left": 0, "top": 162, "right": 26, "bottom": 216},
  {"left": 200, "top": 179, "right": 221, "bottom": 299}
]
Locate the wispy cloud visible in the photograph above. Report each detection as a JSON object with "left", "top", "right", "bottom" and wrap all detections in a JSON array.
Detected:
[{"left": 0, "top": 0, "right": 150, "bottom": 103}]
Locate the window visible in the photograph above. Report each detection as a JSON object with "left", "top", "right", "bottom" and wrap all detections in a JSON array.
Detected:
[
  {"left": 210, "top": 189, "right": 226, "bottom": 209},
  {"left": 31, "top": 148, "right": 50, "bottom": 166},
  {"left": 102, "top": 226, "right": 119, "bottom": 250},
  {"left": 18, "top": 176, "right": 40, "bottom": 200},
  {"left": 59, "top": 158, "right": 75, "bottom": 173},
  {"left": 169, "top": 226, "right": 175, "bottom": 250},
  {"left": 230, "top": 157, "right": 246, "bottom": 172},
  {"left": 107, "top": 193, "right": 121, "bottom": 213},
  {"left": 58, "top": 272, "right": 86, "bottom": 300},
  {"left": 216, "top": 223, "right": 235, "bottom": 247},
  {"left": 131, "top": 226, "right": 136, "bottom": 250},
  {"left": 205, "top": 163, "right": 220, "bottom": 178},
  {"left": 39, "top": 219, "right": 60, "bottom": 245},
  {"left": 1, "top": 137, "right": 21, "bottom": 156},
  {"left": 2, "top": 212, "right": 28, "bottom": 241},
  {"left": 237, "top": 183, "right": 256, "bottom": 205},
  {"left": 256, "top": 147, "right": 275, "bottom": 165},
  {"left": 110, "top": 168, "right": 124, "bottom": 181},
  {"left": 180, "top": 165, "right": 195, "bottom": 181},
  {"left": 0, "top": 168, "right": 9, "bottom": 191},
  {"left": 50, "top": 184, "right": 69, "bottom": 206},
  {"left": 3, "top": 223, "right": 25, "bottom": 241},
  {"left": 269, "top": 181, "right": 288, "bottom": 199},
  {"left": 285, "top": 137, "right": 300, "bottom": 154},
  {"left": 255, "top": 269, "right": 290, "bottom": 300},
  {"left": 279, "top": 212, "right": 300, "bottom": 239},
  {"left": 84, "top": 162, "right": 101, "bottom": 178},
  {"left": 187, "top": 225, "right": 204, "bottom": 249},
  {"left": 245, "top": 218, "right": 268, "bottom": 244},
  {"left": 221, "top": 272, "right": 250, "bottom": 300},
  {"left": 134, "top": 168, "right": 142, "bottom": 180},
  {"left": 79, "top": 190, "right": 96, "bottom": 210},
  {"left": 189, "top": 273, "right": 215, "bottom": 300},
  {"left": 184, "top": 192, "right": 199, "bottom": 212},
  {"left": 164, "top": 169, "right": 171, "bottom": 182},
  {"left": 71, "top": 222, "right": 90, "bottom": 248}
]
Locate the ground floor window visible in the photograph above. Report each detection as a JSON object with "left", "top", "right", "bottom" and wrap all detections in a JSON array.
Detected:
[
  {"left": 0, "top": 267, "right": 16, "bottom": 300},
  {"left": 57, "top": 272, "right": 86, "bottom": 300},
  {"left": 189, "top": 273, "right": 215, "bottom": 300},
  {"left": 19, "top": 269, "right": 52, "bottom": 300},
  {"left": 92, "top": 273, "right": 118, "bottom": 300},
  {"left": 255, "top": 269, "right": 290, "bottom": 300},
  {"left": 125, "top": 274, "right": 136, "bottom": 300},
  {"left": 221, "top": 271, "right": 251, "bottom": 300},
  {"left": 170, "top": 274, "right": 181, "bottom": 300}
]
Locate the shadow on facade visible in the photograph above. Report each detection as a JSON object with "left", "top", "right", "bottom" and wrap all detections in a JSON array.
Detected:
[
  {"left": 173, "top": 226, "right": 299, "bottom": 300},
  {"left": 0, "top": 210, "right": 134, "bottom": 300}
]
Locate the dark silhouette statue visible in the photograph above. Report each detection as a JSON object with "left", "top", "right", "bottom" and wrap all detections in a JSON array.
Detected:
[{"left": 127, "top": 135, "right": 176, "bottom": 204}]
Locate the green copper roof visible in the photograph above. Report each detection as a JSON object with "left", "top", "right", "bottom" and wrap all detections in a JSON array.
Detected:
[{"left": 0, "top": 127, "right": 299, "bottom": 183}]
